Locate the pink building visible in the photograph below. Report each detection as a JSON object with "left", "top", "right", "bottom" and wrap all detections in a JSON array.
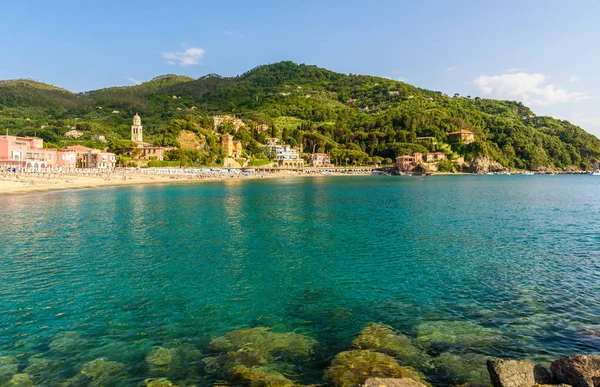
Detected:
[
  {"left": 132, "top": 142, "right": 171, "bottom": 161},
  {"left": 82, "top": 150, "right": 116, "bottom": 169},
  {"left": 0, "top": 135, "right": 58, "bottom": 169},
  {"left": 56, "top": 150, "right": 77, "bottom": 169},
  {"left": 62, "top": 145, "right": 93, "bottom": 168},
  {"left": 310, "top": 153, "right": 333, "bottom": 167},
  {"left": 396, "top": 152, "right": 423, "bottom": 172}
]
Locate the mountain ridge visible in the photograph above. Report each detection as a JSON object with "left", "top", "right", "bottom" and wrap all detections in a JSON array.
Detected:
[{"left": 0, "top": 61, "right": 598, "bottom": 170}]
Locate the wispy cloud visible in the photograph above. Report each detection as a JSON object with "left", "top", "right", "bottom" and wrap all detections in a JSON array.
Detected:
[
  {"left": 447, "top": 66, "right": 457, "bottom": 71},
  {"left": 569, "top": 74, "right": 580, "bottom": 82},
  {"left": 567, "top": 112, "right": 600, "bottom": 134},
  {"left": 507, "top": 68, "right": 520, "bottom": 73},
  {"left": 397, "top": 76, "right": 409, "bottom": 82},
  {"left": 224, "top": 30, "right": 244, "bottom": 39},
  {"left": 473, "top": 71, "right": 590, "bottom": 106},
  {"left": 126, "top": 76, "right": 142, "bottom": 85},
  {"left": 161, "top": 47, "right": 205, "bottom": 66}
]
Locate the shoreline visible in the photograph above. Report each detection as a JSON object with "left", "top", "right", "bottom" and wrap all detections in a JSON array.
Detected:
[
  {"left": 0, "top": 170, "right": 358, "bottom": 195},
  {"left": 1, "top": 168, "right": 594, "bottom": 195}
]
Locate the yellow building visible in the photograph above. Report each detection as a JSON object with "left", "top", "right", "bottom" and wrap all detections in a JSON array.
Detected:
[
  {"left": 447, "top": 130, "right": 475, "bottom": 144},
  {"left": 221, "top": 134, "right": 243, "bottom": 158}
]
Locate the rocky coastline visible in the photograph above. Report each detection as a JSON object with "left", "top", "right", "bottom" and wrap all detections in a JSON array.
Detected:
[{"left": 1, "top": 322, "right": 598, "bottom": 386}]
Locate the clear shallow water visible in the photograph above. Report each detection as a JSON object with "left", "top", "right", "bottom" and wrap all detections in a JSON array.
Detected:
[{"left": 1, "top": 175, "right": 600, "bottom": 386}]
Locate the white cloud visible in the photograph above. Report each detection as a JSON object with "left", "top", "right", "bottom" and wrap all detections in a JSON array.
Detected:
[
  {"left": 397, "top": 76, "right": 409, "bottom": 82},
  {"left": 473, "top": 72, "right": 589, "bottom": 106},
  {"left": 224, "top": 30, "right": 244, "bottom": 39},
  {"left": 126, "top": 76, "right": 142, "bottom": 85},
  {"left": 567, "top": 112, "right": 600, "bottom": 133},
  {"left": 569, "top": 74, "right": 580, "bottom": 82},
  {"left": 507, "top": 68, "right": 520, "bottom": 73},
  {"left": 447, "top": 66, "right": 457, "bottom": 71},
  {"left": 161, "top": 47, "right": 205, "bottom": 66}
]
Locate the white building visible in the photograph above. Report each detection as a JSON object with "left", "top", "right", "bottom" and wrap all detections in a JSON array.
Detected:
[
  {"left": 273, "top": 144, "right": 304, "bottom": 168},
  {"left": 65, "top": 130, "right": 84, "bottom": 138}
]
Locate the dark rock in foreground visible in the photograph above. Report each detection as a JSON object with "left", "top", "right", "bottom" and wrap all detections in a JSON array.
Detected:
[
  {"left": 551, "top": 355, "right": 600, "bottom": 387},
  {"left": 487, "top": 358, "right": 552, "bottom": 387}
]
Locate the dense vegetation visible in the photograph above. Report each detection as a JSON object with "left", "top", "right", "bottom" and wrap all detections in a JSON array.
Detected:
[{"left": 1, "top": 62, "right": 599, "bottom": 170}]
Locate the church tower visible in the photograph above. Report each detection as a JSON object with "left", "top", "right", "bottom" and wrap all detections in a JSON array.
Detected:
[{"left": 131, "top": 113, "right": 143, "bottom": 142}]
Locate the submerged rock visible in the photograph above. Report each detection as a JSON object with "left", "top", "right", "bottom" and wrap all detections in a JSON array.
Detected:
[
  {"left": 435, "top": 352, "right": 490, "bottom": 386},
  {"left": 48, "top": 331, "right": 86, "bottom": 353},
  {"left": 78, "top": 358, "right": 125, "bottom": 385},
  {"left": 352, "top": 323, "right": 422, "bottom": 361},
  {"left": 147, "top": 347, "right": 175, "bottom": 367},
  {"left": 487, "top": 358, "right": 552, "bottom": 387},
  {"left": 4, "top": 373, "right": 34, "bottom": 387},
  {"left": 209, "top": 327, "right": 317, "bottom": 363},
  {"left": 230, "top": 365, "right": 295, "bottom": 387},
  {"left": 146, "top": 346, "right": 178, "bottom": 375},
  {"left": 22, "top": 357, "right": 63, "bottom": 385},
  {"left": 362, "top": 377, "right": 429, "bottom": 387},
  {"left": 224, "top": 348, "right": 270, "bottom": 369},
  {"left": 551, "top": 354, "right": 600, "bottom": 387},
  {"left": 324, "top": 350, "right": 430, "bottom": 387},
  {"left": 145, "top": 377, "right": 178, "bottom": 387},
  {"left": 202, "top": 356, "right": 221, "bottom": 374},
  {"left": 415, "top": 321, "right": 500, "bottom": 350},
  {"left": 0, "top": 356, "right": 19, "bottom": 384},
  {"left": 206, "top": 327, "right": 317, "bottom": 385}
]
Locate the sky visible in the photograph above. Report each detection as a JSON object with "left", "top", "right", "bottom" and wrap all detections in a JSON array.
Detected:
[{"left": 1, "top": 0, "right": 599, "bottom": 134}]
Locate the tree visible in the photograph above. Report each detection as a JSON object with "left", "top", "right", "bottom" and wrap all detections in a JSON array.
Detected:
[{"left": 108, "top": 139, "right": 137, "bottom": 155}]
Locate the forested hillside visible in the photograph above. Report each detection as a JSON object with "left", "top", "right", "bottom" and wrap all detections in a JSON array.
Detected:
[{"left": 1, "top": 62, "right": 599, "bottom": 170}]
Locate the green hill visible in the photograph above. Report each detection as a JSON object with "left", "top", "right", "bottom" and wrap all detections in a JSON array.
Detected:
[{"left": 1, "top": 61, "right": 599, "bottom": 170}]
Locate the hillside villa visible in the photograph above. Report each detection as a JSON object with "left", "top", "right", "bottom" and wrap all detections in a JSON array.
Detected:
[
  {"left": 221, "top": 134, "right": 243, "bottom": 158},
  {"left": 214, "top": 115, "right": 246, "bottom": 132},
  {"left": 447, "top": 129, "right": 475, "bottom": 144},
  {"left": 396, "top": 153, "right": 423, "bottom": 172},
  {"left": 425, "top": 152, "right": 447, "bottom": 162},
  {"left": 64, "top": 129, "right": 84, "bottom": 138},
  {"left": 396, "top": 152, "right": 448, "bottom": 172}
]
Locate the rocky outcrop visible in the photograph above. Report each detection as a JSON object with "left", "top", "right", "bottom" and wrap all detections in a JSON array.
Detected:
[
  {"left": 362, "top": 377, "right": 429, "bottom": 387},
  {"left": 487, "top": 358, "right": 552, "bottom": 387},
  {"left": 551, "top": 355, "right": 600, "bottom": 387},
  {"left": 469, "top": 156, "right": 505, "bottom": 173}
]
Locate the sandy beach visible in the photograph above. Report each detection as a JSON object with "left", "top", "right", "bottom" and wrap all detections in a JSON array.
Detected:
[{"left": 0, "top": 168, "right": 366, "bottom": 195}]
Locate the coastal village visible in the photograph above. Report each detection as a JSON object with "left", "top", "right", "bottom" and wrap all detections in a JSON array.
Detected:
[
  {"left": 0, "top": 113, "right": 331, "bottom": 172},
  {"left": 0, "top": 112, "right": 590, "bottom": 177},
  {"left": 0, "top": 113, "right": 478, "bottom": 175}
]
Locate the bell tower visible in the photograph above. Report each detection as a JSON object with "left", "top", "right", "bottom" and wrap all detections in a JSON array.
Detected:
[{"left": 131, "top": 113, "right": 143, "bottom": 142}]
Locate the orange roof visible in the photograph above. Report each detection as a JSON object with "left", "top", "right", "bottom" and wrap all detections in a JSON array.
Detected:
[{"left": 447, "top": 130, "right": 475, "bottom": 135}]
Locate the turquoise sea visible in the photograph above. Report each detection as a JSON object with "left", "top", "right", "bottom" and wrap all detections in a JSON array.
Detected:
[{"left": 1, "top": 175, "right": 600, "bottom": 386}]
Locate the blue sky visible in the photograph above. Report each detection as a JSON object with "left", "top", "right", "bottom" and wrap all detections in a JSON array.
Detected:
[{"left": 1, "top": 0, "right": 599, "bottom": 134}]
